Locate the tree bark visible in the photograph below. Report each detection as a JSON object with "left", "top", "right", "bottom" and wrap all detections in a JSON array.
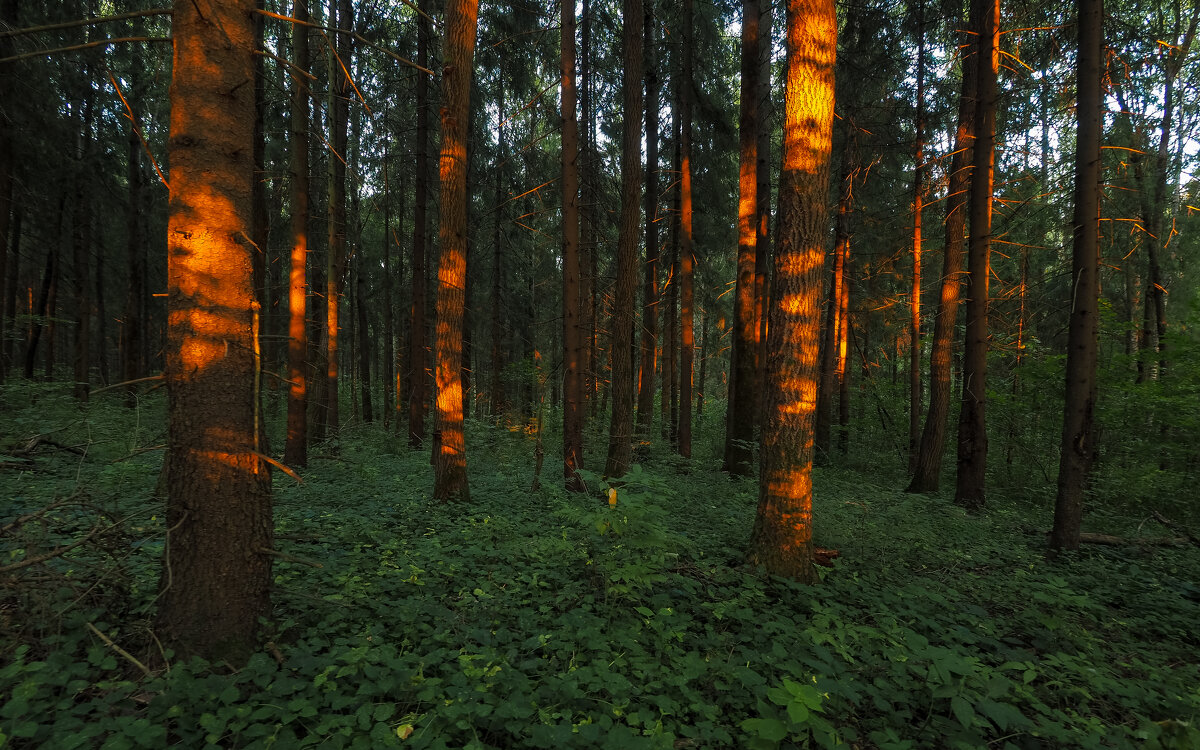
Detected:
[
  {"left": 747, "top": 0, "right": 835, "bottom": 583},
  {"left": 604, "top": 0, "right": 644, "bottom": 478},
  {"left": 724, "top": 0, "right": 763, "bottom": 475},
  {"left": 906, "top": 15, "right": 975, "bottom": 493},
  {"left": 0, "top": 0, "right": 14, "bottom": 382},
  {"left": 635, "top": 0, "right": 660, "bottom": 439},
  {"left": 955, "top": 0, "right": 998, "bottom": 510},
  {"left": 433, "top": 0, "right": 479, "bottom": 503},
  {"left": 324, "top": 0, "right": 353, "bottom": 437},
  {"left": 158, "top": 0, "right": 272, "bottom": 662},
  {"left": 678, "top": 0, "right": 695, "bottom": 459},
  {"left": 409, "top": 0, "right": 431, "bottom": 447},
  {"left": 908, "top": 0, "right": 926, "bottom": 471},
  {"left": 1051, "top": 0, "right": 1102, "bottom": 552},
  {"left": 72, "top": 87, "right": 94, "bottom": 401},
  {"left": 284, "top": 0, "right": 310, "bottom": 467},
  {"left": 562, "top": 0, "right": 584, "bottom": 490}
]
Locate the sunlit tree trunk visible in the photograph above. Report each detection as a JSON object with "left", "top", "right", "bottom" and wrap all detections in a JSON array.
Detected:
[
  {"left": 907, "top": 16, "right": 975, "bottom": 493},
  {"left": 753, "top": 0, "right": 772, "bottom": 425},
  {"left": 837, "top": 232, "right": 851, "bottom": 455},
  {"left": 562, "top": 0, "right": 584, "bottom": 490},
  {"left": 955, "top": 0, "right": 998, "bottom": 510},
  {"left": 908, "top": 0, "right": 927, "bottom": 471},
  {"left": 409, "top": 0, "right": 431, "bottom": 447},
  {"left": 604, "top": 0, "right": 644, "bottom": 478},
  {"left": 1051, "top": 0, "right": 1102, "bottom": 552},
  {"left": 724, "top": 0, "right": 764, "bottom": 475},
  {"left": 678, "top": 0, "right": 695, "bottom": 459},
  {"left": 635, "top": 0, "right": 660, "bottom": 439},
  {"left": 747, "top": 0, "right": 835, "bottom": 583},
  {"left": 284, "top": 0, "right": 310, "bottom": 467},
  {"left": 433, "top": 0, "right": 479, "bottom": 503},
  {"left": 158, "top": 0, "right": 272, "bottom": 661},
  {"left": 662, "top": 89, "right": 680, "bottom": 445}
]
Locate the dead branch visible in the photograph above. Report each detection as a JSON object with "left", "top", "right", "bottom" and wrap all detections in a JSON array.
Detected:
[
  {"left": 0, "top": 521, "right": 107, "bottom": 573},
  {"left": 1150, "top": 511, "right": 1200, "bottom": 548},
  {"left": 0, "top": 9, "right": 172, "bottom": 38},
  {"left": 86, "top": 622, "right": 153, "bottom": 679},
  {"left": 89, "top": 374, "right": 164, "bottom": 397},
  {"left": 0, "top": 37, "right": 171, "bottom": 65}
]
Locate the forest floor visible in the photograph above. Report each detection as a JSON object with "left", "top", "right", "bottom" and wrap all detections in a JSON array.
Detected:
[{"left": 1, "top": 381, "right": 1198, "bottom": 749}]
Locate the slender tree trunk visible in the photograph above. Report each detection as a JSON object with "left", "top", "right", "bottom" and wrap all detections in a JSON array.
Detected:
[
  {"left": 25, "top": 224, "right": 53, "bottom": 380},
  {"left": 663, "top": 95, "right": 680, "bottom": 444},
  {"left": 754, "top": 0, "right": 773, "bottom": 425},
  {"left": 409, "top": 0, "right": 431, "bottom": 447},
  {"left": 433, "top": 0, "right": 479, "bottom": 503},
  {"left": 382, "top": 116, "right": 394, "bottom": 427},
  {"left": 724, "top": 0, "right": 764, "bottom": 475},
  {"left": 562, "top": 0, "right": 584, "bottom": 490},
  {"left": 678, "top": 0, "right": 695, "bottom": 459},
  {"left": 581, "top": 0, "right": 597, "bottom": 415},
  {"left": 908, "top": 0, "right": 926, "bottom": 471},
  {"left": 123, "top": 117, "right": 145, "bottom": 406},
  {"left": 906, "top": 17, "right": 975, "bottom": 493},
  {"left": 159, "top": 0, "right": 272, "bottom": 662},
  {"left": 357, "top": 253, "right": 373, "bottom": 422},
  {"left": 1051, "top": 0, "right": 1102, "bottom": 552},
  {"left": 837, "top": 233, "right": 851, "bottom": 454},
  {"left": 285, "top": 0, "right": 310, "bottom": 467},
  {"left": 816, "top": 145, "right": 851, "bottom": 460},
  {"left": 489, "top": 83, "right": 507, "bottom": 416},
  {"left": 325, "top": 0, "right": 353, "bottom": 437},
  {"left": 955, "top": 0, "right": 998, "bottom": 510},
  {"left": 635, "top": 0, "right": 660, "bottom": 437},
  {"left": 72, "top": 88, "right": 94, "bottom": 401},
  {"left": 3, "top": 209, "right": 19, "bottom": 377},
  {"left": 747, "top": 0, "right": 835, "bottom": 583},
  {"left": 604, "top": 0, "right": 644, "bottom": 478},
  {"left": 0, "top": 0, "right": 14, "bottom": 382}
]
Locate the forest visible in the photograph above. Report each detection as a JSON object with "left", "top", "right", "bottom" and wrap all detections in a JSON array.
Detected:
[{"left": 1, "top": 0, "right": 1199, "bottom": 746}]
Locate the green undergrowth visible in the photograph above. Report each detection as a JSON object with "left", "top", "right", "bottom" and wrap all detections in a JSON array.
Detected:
[{"left": 1, "top": 384, "right": 1198, "bottom": 749}]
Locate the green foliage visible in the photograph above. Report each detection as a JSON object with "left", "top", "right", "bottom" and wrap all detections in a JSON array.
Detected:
[{"left": 1, "top": 384, "right": 1198, "bottom": 748}]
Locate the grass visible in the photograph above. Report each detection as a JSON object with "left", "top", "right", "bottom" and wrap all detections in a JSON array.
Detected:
[{"left": 1, "top": 381, "right": 1198, "bottom": 749}]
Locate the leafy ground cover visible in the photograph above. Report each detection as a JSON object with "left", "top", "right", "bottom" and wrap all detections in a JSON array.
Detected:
[{"left": 1, "top": 383, "right": 1198, "bottom": 749}]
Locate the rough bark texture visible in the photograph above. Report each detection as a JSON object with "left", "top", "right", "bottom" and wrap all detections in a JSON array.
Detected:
[
  {"left": 562, "top": 0, "right": 584, "bottom": 490},
  {"left": 1051, "top": 0, "right": 1102, "bottom": 552},
  {"left": 635, "top": 1, "right": 660, "bottom": 439},
  {"left": 284, "top": 0, "right": 310, "bottom": 468},
  {"left": 409, "top": 0, "right": 431, "bottom": 447},
  {"left": 159, "top": 0, "right": 272, "bottom": 661},
  {"left": 907, "top": 19, "right": 975, "bottom": 493},
  {"left": 746, "top": 0, "right": 835, "bottom": 583},
  {"left": 678, "top": 0, "right": 695, "bottom": 459},
  {"left": 955, "top": 0, "right": 998, "bottom": 510},
  {"left": 604, "top": 0, "right": 644, "bottom": 478},
  {"left": 908, "top": 0, "right": 926, "bottom": 471},
  {"left": 433, "top": 0, "right": 479, "bottom": 503},
  {"left": 724, "top": 0, "right": 763, "bottom": 476}
]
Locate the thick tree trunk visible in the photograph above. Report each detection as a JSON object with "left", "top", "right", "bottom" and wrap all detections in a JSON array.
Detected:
[
  {"left": 409, "top": 0, "right": 431, "bottom": 447},
  {"left": 635, "top": 1, "right": 660, "bottom": 439},
  {"left": 604, "top": 0, "right": 644, "bottom": 478},
  {"left": 433, "top": 0, "right": 479, "bottom": 503},
  {"left": 724, "top": 0, "right": 763, "bottom": 475},
  {"left": 158, "top": 0, "right": 272, "bottom": 662},
  {"left": 906, "top": 17, "right": 975, "bottom": 493},
  {"left": 1051, "top": 0, "right": 1102, "bottom": 552},
  {"left": 955, "top": 0, "right": 998, "bottom": 510},
  {"left": 678, "top": 0, "right": 695, "bottom": 459},
  {"left": 562, "top": 0, "right": 584, "bottom": 490},
  {"left": 747, "top": 0, "right": 835, "bottom": 583}
]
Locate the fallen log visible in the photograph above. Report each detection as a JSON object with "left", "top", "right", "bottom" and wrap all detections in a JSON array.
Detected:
[{"left": 1077, "top": 532, "right": 1189, "bottom": 547}]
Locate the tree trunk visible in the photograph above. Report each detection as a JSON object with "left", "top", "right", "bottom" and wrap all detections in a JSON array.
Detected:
[
  {"left": 25, "top": 220, "right": 52, "bottom": 380},
  {"left": 837, "top": 232, "right": 851, "bottom": 455},
  {"left": 325, "top": 0, "right": 353, "bottom": 437},
  {"left": 158, "top": 0, "right": 272, "bottom": 662},
  {"left": 635, "top": 0, "right": 660, "bottom": 438},
  {"left": 284, "top": 0, "right": 310, "bottom": 467},
  {"left": 1051, "top": 0, "right": 1102, "bottom": 552},
  {"left": 0, "top": 0, "right": 14, "bottom": 383},
  {"left": 816, "top": 145, "right": 851, "bottom": 461},
  {"left": 562, "top": 0, "right": 584, "bottom": 490},
  {"left": 678, "top": 0, "right": 695, "bottom": 459},
  {"left": 908, "top": 0, "right": 926, "bottom": 471},
  {"left": 72, "top": 88, "right": 94, "bottom": 401},
  {"left": 724, "top": 0, "right": 764, "bottom": 475},
  {"left": 382, "top": 111, "right": 394, "bottom": 427},
  {"left": 747, "top": 0, "right": 835, "bottom": 583},
  {"left": 409, "top": 0, "right": 431, "bottom": 447},
  {"left": 955, "top": 0, "right": 998, "bottom": 510},
  {"left": 906, "top": 14, "right": 975, "bottom": 493},
  {"left": 581, "top": 0, "right": 597, "bottom": 416},
  {"left": 604, "top": 0, "right": 644, "bottom": 478},
  {"left": 490, "top": 82, "right": 507, "bottom": 417},
  {"left": 433, "top": 0, "right": 479, "bottom": 503},
  {"left": 123, "top": 114, "right": 145, "bottom": 407}
]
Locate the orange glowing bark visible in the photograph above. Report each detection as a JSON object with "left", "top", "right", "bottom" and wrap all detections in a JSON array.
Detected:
[
  {"left": 433, "top": 0, "right": 478, "bottom": 503},
  {"left": 724, "top": 0, "right": 764, "bottom": 475},
  {"left": 284, "top": 0, "right": 310, "bottom": 468},
  {"left": 909, "top": 0, "right": 927, "bottom": 470},
  {"left": 747, "top": 0, "right": 835, "bottom": 583},
  {"left": 678, "top": 0, "right": 695, "bottom": 459},
  {"left": 605, "top": 0, "right": 643, "bottom": 478},
  {"left": 159, "top": 0, "right": 272, "bottom": 661}
]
